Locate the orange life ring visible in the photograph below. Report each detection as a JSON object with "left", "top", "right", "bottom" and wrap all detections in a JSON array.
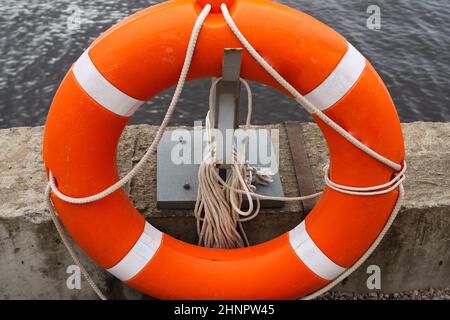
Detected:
[{"left": 43, "top": 0, "right": 405, "bottom": 299}]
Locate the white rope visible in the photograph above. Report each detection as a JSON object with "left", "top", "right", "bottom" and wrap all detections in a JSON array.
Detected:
[
  {"left": 45, "top": 185, "right": 107, "bottom": 300},
  {"left": 45, "top": 4, "right": 212, "bottom": 300},
  {"left": 195, "top": 78, "right": 260, "bottom": 248},
  {"left": 325, "top": 162, "right": 406, "bottom": 196}
]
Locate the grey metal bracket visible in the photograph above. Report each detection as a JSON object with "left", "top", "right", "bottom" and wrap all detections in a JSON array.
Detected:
[{"left": 211, "top": 48, "right": 243, "bottom": 168}]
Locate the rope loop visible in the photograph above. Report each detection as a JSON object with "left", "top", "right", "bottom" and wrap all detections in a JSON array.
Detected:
[{"left": 324, "top": 161, "right": 407, "bottom": 196}]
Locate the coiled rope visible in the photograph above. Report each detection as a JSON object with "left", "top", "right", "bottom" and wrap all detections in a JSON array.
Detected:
[
  {"left": 45, "top": 3, "right": 406, "bottom": 300},
  {"left": 195, "top": 78, "right": 258, "bottom": 248},
  {"left": 195, "top": 77, "right": 285, "bottom": 248}
]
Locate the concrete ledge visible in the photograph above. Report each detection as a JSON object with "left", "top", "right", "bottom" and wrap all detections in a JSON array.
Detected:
[{"left": 0, "top": 122, "right": 449, "bottom": 299}]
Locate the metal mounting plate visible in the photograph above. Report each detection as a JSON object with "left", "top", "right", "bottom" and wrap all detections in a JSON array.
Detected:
[{"left": 156, "top": 129, "right": 285, "bottom": 209}]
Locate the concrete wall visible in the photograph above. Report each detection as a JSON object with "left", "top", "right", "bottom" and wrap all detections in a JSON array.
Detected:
[{"left": 0, "top": 122, "right": 448, "bottom": 299}]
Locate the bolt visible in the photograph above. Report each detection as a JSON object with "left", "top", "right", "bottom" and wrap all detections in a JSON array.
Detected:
[{"left": 183, "top": 183, "right": 191, "bottom": 190}]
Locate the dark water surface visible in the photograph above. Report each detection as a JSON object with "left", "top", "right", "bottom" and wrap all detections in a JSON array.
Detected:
[{"left": 1, "top": 0, "right": 449, "bottom": 129}]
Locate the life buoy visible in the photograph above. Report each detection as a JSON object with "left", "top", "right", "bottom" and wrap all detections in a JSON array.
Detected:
[{"left": 43, "top": 0, "right": 405, "bottom": 299}]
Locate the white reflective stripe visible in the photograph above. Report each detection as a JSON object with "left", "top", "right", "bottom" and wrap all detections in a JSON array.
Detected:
[
  {"left": 73, "top": 50, "right": 144, "bottom": 117},
  {"left": 107, "top": 222, "right": 162, "bottom": 281},
  {"left": 289, "top": 221, "right": 346, "bottom": 281},
  {"left": 305, "top": 42, "right": 366, "bottom": 111}
]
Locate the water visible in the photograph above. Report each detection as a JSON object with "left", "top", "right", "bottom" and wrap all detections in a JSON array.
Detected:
[{"left": 1, "top": 0, "right": 449, "bottom": 129}]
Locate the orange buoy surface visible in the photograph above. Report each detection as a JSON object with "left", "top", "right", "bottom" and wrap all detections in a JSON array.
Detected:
[{"left": 43, "top": 0, "right": 405, "bottom": 299}]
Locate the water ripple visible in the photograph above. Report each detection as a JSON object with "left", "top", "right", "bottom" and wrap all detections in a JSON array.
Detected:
[{"left": 0, "top": 0, "right": 449, "bottom": 128}]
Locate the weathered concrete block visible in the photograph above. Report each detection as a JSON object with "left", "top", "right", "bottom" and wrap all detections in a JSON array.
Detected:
[{"left": 0, "top": 122, "right": 448, "bottom": 299}]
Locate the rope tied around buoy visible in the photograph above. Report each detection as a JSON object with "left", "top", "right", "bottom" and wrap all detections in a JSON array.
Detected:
[{"left": 45, "top": 3, "right": 406, "bottom": 300}]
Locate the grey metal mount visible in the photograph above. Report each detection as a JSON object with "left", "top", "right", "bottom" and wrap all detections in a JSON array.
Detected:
[
  {"left": 156, "top": 49, "right": 285, "bottom": 209},
  {"left": 212, "top": 48, "right": 242, "bottom": 168}
]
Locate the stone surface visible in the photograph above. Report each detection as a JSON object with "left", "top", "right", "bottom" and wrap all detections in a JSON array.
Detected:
[{"left": 0, "top": 122, "right": 449, "bottom": 299}]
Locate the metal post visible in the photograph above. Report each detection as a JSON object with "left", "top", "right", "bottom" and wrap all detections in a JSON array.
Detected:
[{"left": 211, "top": 48, "right": 243, "bottom": 173}]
